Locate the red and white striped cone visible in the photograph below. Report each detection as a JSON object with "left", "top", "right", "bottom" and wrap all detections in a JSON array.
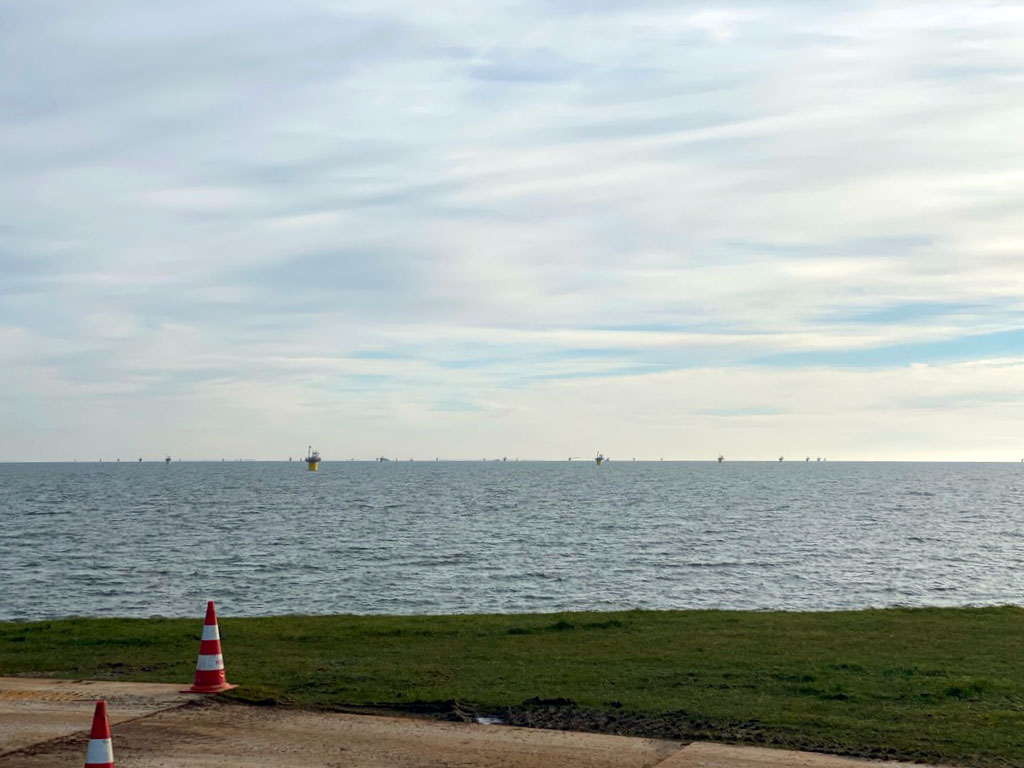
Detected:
[
  {"left": 185, "top": 600, "right": 238, "bottom": 693},
  {"left": 84, "top": 700, "right": 114, "bottom": 768}
]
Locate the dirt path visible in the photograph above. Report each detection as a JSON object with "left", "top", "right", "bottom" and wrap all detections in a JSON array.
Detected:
[
  {"left": 0, "top": 677, "right": 680, "bottom": 767},
  {"left": 0, "top": 677, "right": 942, "bottom": 768},
  {"left": 656, "top": 743, "right": 928, "bottom": 768},
  {"left": 0, "top": 676, "right": 191, "bottom": 753}
]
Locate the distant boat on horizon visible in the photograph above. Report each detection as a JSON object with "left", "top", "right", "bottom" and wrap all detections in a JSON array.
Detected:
[
  {"left": 305, "top": 446, "right": 321, "bottom": 472},
  {"left": 595, "top": 452, "right": 605, "bottom": 466},
  {"left": 718, "top": 454, "right": 724, "bottom": 463},
  {"left": 165, "top": 455, "right": 171, "bottom": 465}
]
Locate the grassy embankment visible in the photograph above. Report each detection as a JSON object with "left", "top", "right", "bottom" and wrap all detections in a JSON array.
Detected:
[{"left": 3, "top": 608, "right": 1024, "bottom": 766}]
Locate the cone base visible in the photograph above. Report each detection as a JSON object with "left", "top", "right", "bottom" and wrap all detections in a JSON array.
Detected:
[{"left": 182, "top": 682, "right": 238, "bottom": 693}]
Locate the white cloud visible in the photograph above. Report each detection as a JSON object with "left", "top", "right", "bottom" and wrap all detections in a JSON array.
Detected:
[{"left": 3, "top": 1, "right": 1024, "bottom": 460}]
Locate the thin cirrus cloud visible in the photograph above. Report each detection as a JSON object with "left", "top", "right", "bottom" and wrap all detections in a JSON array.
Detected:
[{"left": 2, "top": 1, "right": 1024, "bottom": 461}]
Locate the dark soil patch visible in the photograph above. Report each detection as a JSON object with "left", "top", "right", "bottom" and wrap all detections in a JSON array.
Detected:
[{"left": 364, "top": 697, "right": 950, "bottom": 766}]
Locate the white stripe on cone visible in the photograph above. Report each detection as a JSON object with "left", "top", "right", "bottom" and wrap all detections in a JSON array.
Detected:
[
  {"left": 85, "top": 737, "right": 113, "bottom": 764},
  {"left": 196, "top": 654, "right": 224, "bottom": 671},
  {"left": 201, "top": 624, "right": 220, "bottom": 641}
]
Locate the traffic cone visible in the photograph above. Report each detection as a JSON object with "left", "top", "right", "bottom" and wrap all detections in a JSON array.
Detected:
[
  {"left": 84, "top": 700, "right": 114, "bottom": 768},
  {"left": 185, "top": 600, "right": 238, "bottom": 693}
]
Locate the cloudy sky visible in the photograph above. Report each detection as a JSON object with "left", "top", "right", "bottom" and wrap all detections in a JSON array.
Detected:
[{"left": 3, "top": 1, "right": 1024, "bottom": 462}]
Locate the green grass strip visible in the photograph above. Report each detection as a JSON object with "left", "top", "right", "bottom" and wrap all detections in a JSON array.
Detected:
[{"left": 3, "top": 608, "right": 1024, "bottom": 766}]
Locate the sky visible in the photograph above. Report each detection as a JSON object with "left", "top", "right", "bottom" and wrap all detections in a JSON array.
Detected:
[{"left": 2, "top": 1, "right": 1024, "bottom": 462}]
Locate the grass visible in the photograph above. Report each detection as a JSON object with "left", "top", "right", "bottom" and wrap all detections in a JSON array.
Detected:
[{"left": 4, "top": 608, "right": 1024, "bottom": 766}]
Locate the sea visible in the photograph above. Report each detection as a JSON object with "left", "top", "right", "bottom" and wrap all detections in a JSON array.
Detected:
[{"left": 2, "top": 460, "right": 1024, "bottom": 621}]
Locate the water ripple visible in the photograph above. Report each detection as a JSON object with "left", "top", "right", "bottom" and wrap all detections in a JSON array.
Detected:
[{"left": 2, "top": 461, "right": 1024, "bottom": 619}]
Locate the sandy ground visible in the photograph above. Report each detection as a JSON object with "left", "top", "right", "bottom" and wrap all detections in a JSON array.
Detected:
[
  {"left": 0, "top": 677, "right": 940, "bottom": 768},
  {"left": 655, "top": 743, "right": 928, "bottom": 768},
  {"left": 0, "top": 676, "right": 191, "bottom": 752}
]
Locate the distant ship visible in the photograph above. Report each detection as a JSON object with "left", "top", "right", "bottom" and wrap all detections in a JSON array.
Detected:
[
  {"left": 377, "top": 456, "right": 390, "bottom": 462},
  {"left": 305, "top": 446, "right": 321, "bottom": 472},
  {"left": 595, "top": 452, "right": 605, "bottom": 466},
  {"left": 165, "top": 455, "right": 171, "bottom": 465},
  {"left": 778, "top": 456, "right": 784, "bottom": 462},
  {"left": 717, "top": 454, "right": 724, "bottom": 463}
]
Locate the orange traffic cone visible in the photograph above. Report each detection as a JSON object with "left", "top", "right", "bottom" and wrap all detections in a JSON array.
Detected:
[
  {"left": 84, "top": 700, "right": 114, "bottom": 768},
  {"left": 185, "top": 600, "right": 238, "bottom": 693}
]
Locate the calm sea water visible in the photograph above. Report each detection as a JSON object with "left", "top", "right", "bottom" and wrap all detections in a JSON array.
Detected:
[{"left": 2, "top": 461, "right": 1024, "bottom": 621}]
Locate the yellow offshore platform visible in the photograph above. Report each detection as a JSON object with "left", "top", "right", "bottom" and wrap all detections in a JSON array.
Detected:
[{"left": 305, "top": 446, "right": 321, "bottom": 471}]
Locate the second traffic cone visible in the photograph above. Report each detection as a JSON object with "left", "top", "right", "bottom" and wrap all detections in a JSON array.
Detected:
[
  {"left": 185, "top": 600, "right": 238, "bottom": 693},
  {"left": 84, "top": 700, "right": 114, "bottom": 768}
]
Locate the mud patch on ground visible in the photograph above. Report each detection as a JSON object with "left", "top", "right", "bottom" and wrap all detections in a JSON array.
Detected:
[
  {"left": 357, "top": 697, "right": 946, "bottom": 766},
  {"left": 504, "top": 701, "right": 952, "bottom": 765}
]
